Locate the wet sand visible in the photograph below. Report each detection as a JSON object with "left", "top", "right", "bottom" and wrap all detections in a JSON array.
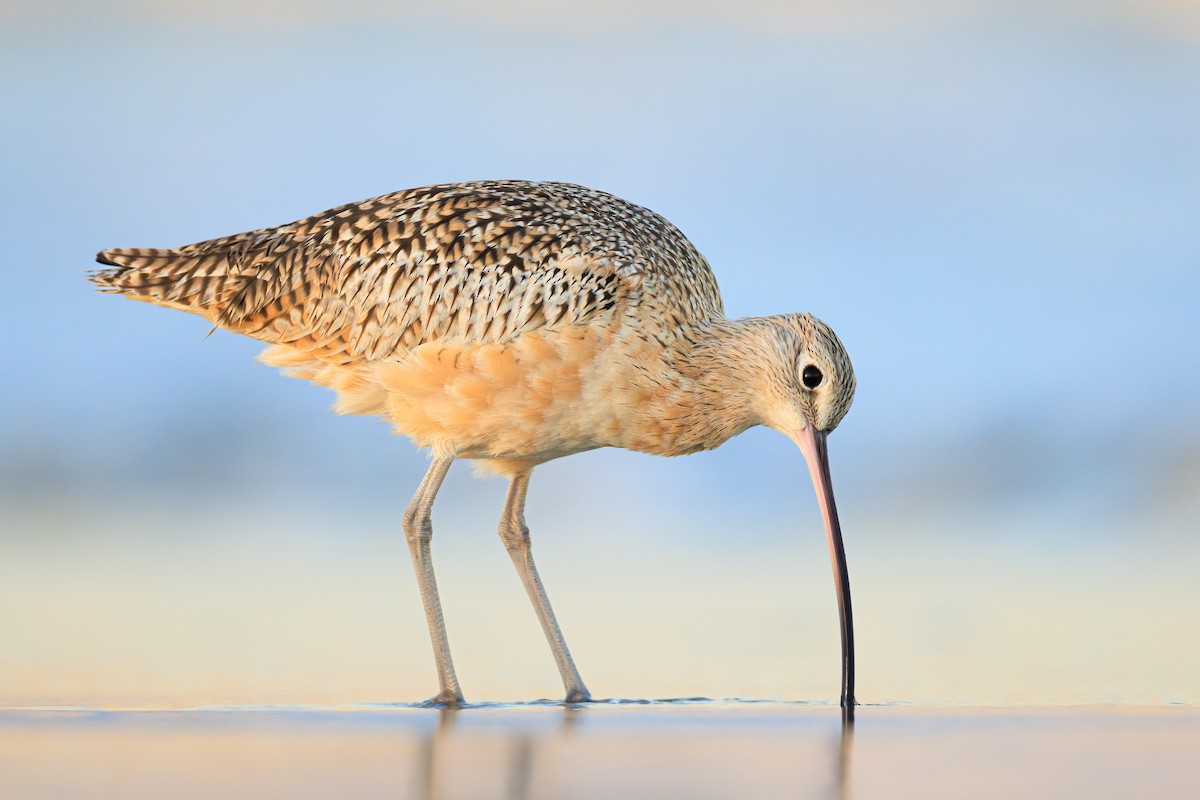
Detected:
[{"left": 1, "top": 703, "right": 1195, "bottom": 799}]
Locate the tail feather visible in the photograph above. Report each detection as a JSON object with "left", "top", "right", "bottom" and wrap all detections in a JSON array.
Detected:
[
  {"left": 95, "top": 247, "right": 178, "bottom": 269},
  {"left": 92, "top": 247, "right": 243, "bottom": 323},
  {"left": 90, "top": 241, "right": 317, "bottom": 346}
]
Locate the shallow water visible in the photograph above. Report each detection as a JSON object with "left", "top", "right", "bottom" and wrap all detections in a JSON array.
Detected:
[{"left": 2, "top": 702, "right": 1195, "bottom": 799}]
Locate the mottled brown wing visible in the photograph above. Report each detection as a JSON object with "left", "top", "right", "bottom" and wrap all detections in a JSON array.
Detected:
[{"left": 92, "top": 180, "right": 724, "bottom": 363}]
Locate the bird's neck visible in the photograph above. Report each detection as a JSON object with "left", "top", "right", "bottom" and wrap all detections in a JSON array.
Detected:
[{"left": 643, "top": 317, "right": 778, "bottom": 455}]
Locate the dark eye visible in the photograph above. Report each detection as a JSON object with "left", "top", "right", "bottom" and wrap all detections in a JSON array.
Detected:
[{"left": 802, "top": 365, "right": 823, "bottom": 389}]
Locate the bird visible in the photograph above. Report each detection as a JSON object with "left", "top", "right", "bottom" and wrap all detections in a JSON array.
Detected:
[{"left": 90, "top": 180, "right": 857, "bottom": 709}]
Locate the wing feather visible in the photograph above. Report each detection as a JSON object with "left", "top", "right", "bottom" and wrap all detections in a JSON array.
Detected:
[{"left": 92, "top": 180, "right": 723, "bottom": 364}]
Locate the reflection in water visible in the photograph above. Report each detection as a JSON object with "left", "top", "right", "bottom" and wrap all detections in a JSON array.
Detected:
[
  {"left": 417, "top": 704, "right": 586, "bottom": 800},
  {"left": 835, "top": 710, "right": 855, "bottom": 800},
  {"left": 506, "top": 736, "right": 532, "bottom": 800},
  {"left": 416, "top": 708, "right": 457, "bottom": 800},
  {"left": 413, "top": 702, "right": 853, "bottom": 800}
]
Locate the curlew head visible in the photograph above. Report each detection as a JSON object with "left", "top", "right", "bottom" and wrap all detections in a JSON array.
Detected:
[
  {"left": 651, "top": 310, "right": 859, "bottom": 709},
  {"left": 754, "top": 312, "right": 858, "bottom": 712},
  {"left": 749, "top": 312, "right": 856, "bottom": 436}
]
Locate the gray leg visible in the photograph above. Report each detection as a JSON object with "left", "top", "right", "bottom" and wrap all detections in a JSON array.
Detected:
[
  {"left": 499, "top": 470, "right": 591, "bottom": 702},
  {"left": 402, "top": 457, "right": 463, "bottom": 706}
]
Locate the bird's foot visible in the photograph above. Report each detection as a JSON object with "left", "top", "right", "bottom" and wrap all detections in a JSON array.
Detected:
[
  {"left": 563, "top": 686, "right": 592, "bottom": 704},
  {"left": 416, "top": 690, "right": 465, "bottom": 708}
]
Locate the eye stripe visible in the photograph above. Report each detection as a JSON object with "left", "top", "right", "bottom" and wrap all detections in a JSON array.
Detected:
[{"left": 802, "top": 364, "right": 823, "bottom": 389}]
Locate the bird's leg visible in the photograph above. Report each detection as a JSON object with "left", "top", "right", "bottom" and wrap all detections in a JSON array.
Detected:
[
  {"left": 402, "top": 457, "right": 464, "bottom": 706},
  {"left": 499, "top": 470, "right": 592, "bottom": 703}
]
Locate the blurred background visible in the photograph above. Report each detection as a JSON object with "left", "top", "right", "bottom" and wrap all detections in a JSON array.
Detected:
[{"left": 1, "top": 0, "right": 1196, "bottom": 709}]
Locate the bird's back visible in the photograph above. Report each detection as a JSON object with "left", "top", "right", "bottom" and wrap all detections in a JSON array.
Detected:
[{"left": 92, "top": 180, "right": 724, "bottom": 365}]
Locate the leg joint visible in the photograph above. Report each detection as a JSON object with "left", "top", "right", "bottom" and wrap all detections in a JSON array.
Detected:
[
  {"left": 498, "top": 518, "right": 530, "bottom": 550},
  {"left": 402, "top": 506, "right": 432, "bottom": 544}
]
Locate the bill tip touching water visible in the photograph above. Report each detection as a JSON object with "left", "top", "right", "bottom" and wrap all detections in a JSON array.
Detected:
[{"left": 91, "top": 179, "right": 857, "bottom": 708}]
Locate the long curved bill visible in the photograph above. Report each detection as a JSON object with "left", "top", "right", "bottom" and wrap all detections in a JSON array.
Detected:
[{"left": 796, "top": 424, "right": 856, "bottom": 711}]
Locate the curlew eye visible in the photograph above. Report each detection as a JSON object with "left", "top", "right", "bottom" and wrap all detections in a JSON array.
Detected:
[{"left": 802, "top": 364, "right": 823, "bottom": 389}]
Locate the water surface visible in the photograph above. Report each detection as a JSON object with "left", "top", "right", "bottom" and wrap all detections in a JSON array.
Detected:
[{"left": 2, "top": 702, "right": 1195, "bottom": 799}]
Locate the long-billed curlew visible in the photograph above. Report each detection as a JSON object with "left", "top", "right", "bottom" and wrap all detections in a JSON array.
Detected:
[{"left": 91, "top": 180, "right": 857, "bottom": 709}]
